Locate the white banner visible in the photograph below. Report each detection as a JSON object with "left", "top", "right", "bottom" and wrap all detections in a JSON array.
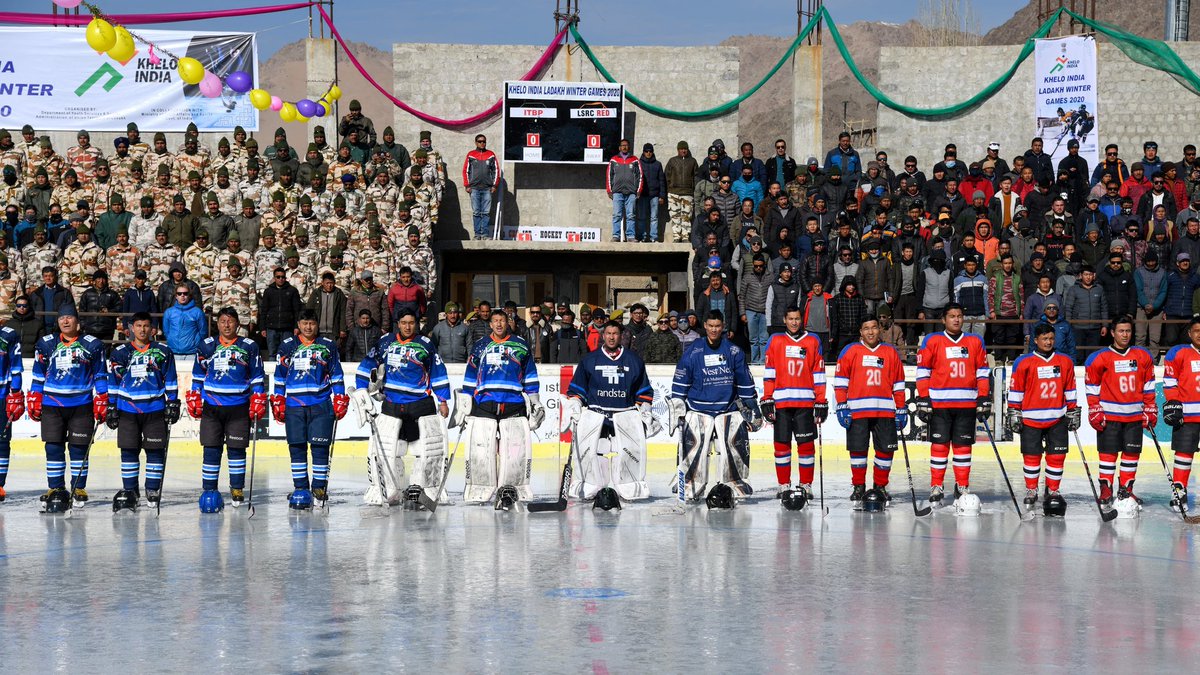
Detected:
[
  {"left": 0, "top": 27, "right": 258, "bottom": 132},
  {"left": 499, "top": 224, "right": 603, "bottom": 243},
  {"left": 1034, "top": 35, "right": 1099, "bottom": 169}
]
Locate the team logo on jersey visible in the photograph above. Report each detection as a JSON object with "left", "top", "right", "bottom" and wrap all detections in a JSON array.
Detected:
[
  {"left": 596, "top": 365, "right": 624, "bottom": 385},
  {"left": 1114, "top": 359, "right": 1138, "bottom": 373},
  {"left": 49, "top": 341, "right": 88, "bottom": 374},
  {"left": 209, "top": 344, "right": 249, "bottom": 378},
  {"left": 385, "top": 342, "right": 427, "bottom": 372},
  {"left": 703, "top": 354, "right": 725, "bottom": 367},
  {"left": 944, "top": 346, "right": 969, "bottom": 359},
  {"left": 1036, "top": 366, "right": 1059, "bottom": 379},
  {"left": 1191, "top": 361, "right": 1200, "bottom": 373},
  {"left": 785, "top": 345, "right": 806, "bottom": 359},
  {"left": 861, "top": 355, "right": 884, "bottom": 368},
  {"left": 118, "top": 347, "right": 166, "bottom": 388}
]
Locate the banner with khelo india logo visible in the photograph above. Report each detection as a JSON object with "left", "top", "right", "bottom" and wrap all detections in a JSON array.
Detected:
[
  {"left": 1034, "top": 35, "right": 1099, "bottom": 169},
  {"left": 0, "top": 27, "right": 258, "bottom": 132}
]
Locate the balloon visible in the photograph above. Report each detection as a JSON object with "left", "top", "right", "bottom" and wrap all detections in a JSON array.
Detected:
[
  {"left": 327, "top": 85, "right": 342, "bottom": 101},
  {"left": 106, "top": 26, "right": 136, "bottom": 63},
  {"left": 85, "top": 18, "right": 117, "bottom": 53},
  {"left": 177, "top": 57, "right": 205, "bottom": 85},
  {"left": 198, "top": 72, "right": 223, "bottom": 98},
  {"left": 295, "top": 99, "right": 317, "bottom": 118},
  {"left": 269, "top": 96, "right": 283, "bottom": 112},
  {"left": 147, "top": 45, "right": 161, "bottom": 66},
  {"left": 295, "top": 113, "right": 310, "bottom": 123},
  {"left": 314, "top": 103, "right": 326, "bottom": 117},
  {"left": 249, "top": 89, "right": 272, "bottom": 110},
  {"left": 225, "top": 71, "right": 253, "bottom": 94},
  {"left": 279, "top": 102, "right": 297, "bottom": 122},
  {"left": 54, "top": 1, "right": 84, "bottom": 9}
]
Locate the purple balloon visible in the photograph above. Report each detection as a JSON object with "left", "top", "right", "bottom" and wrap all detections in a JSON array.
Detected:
[
  {"left": 314, "top": 103, "right": 326, "bottom": 117},
  {"left": 225, "top": 70, "right": 252, "bottom": 94},
  {"left": 295, "top": 98, "right": 318, "bottom": 118}
]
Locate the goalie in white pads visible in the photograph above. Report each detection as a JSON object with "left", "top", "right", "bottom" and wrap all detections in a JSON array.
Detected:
[
  {"left": 451, "top": 311, "right": 544, "bottom": 504},
  {"left": 352, "top": 308, "right": 450, "bottom": 507},
  {"left": 668, "top": 309, "right": 762, "bottom": 507},
  {"left": 565, "top": 320, "right": 658, "bottom": 503}
]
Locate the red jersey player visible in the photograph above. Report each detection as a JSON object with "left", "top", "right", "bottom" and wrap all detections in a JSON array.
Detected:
[
  {"left": 1163, "top": 317, "right": 1200, "bottom": 512},
  {"left": 833, "top": 315, "right": 906, "bottom": 510},
  {"left": 915, "top": 304, "right": 990, "bottom": 510},
  {"left": 1006, "top": 323, "right": 1079, "bottom": 515},
  {"left": 762, "top": 306, "right": 827, "bottom": 505},
  {"left": 1084, "top": 316, "right": 1156, "bottom": 508}
]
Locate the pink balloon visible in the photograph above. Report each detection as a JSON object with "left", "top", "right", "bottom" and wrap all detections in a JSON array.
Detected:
[
  {"left": 269, "top": 96, "right": 283, "bottom": 112},
  {"left": 148, "top": 46, "right": 161, "bottom": 66},
  {"left": 198, "top": 72, "right": 223, "bottom": 98},
  {"left": 54, "top": 0, "right": 84, "bottom": 8}
]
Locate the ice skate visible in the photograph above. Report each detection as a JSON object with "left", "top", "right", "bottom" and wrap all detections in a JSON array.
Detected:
[
  {"left": 1117, "top": 481, "right": 1143, "bottom": 509},
  {"left": 850, "top": 484, "right": 866, "bottom": 511},
  {"left": 928, "top": 485, "right": 945, "bottom": 507},
  {"left": 72, "top": 488, "right": 88, "bottom": 507},
  {"left": 1098, "top": 480, "right": 1113, "bottom": 507},
  {"left": 798, "top": 483, "right": 814, "bottom": 501},
  {"left": 875, "top": 486, "right": 892, "bottom": 508},
  {"left": 146, "top": 489, "right": 161, "bottom": 505},
  {"left": 230, "top": 488, "right": 244, "bottom": 507},
  {"left": 1024, "top": 488, "right": 1039, "bottom": 507},
  {"left": 1170, "top": 482, "right": 1189, "bottom": 513}
]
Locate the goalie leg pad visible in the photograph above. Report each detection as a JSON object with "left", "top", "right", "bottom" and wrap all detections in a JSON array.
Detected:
[
  {"left": 716, "top": 411, "right": 752, "bottom": 495},
  {"left": 463, "top": 416, "right": 499, "bottom": 504},
  {"left": 611, "top": 409, "right": 649, "bottom": 500},
  {"left": 571, "top": 408, "right": 608, "bottom": 500},
  {"left": 498, "top": 416, "right": 533, "bottom": 501},
  {"left": 683, "top": 411, "right": 715, "bottom": 500},
  {"left": 372, "top": 414, "right": 408, "bottom": 505},
  {"left": 409, "top": 414, "right": 447, "bottom": 498}
]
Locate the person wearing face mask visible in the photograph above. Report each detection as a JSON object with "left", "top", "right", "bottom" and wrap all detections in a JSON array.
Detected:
[
  {"left": 917, "top": 250, "right": 952, "bottom": 335},
  {"left": 828, "top": 276, "right": 866, "bottom": 357}
]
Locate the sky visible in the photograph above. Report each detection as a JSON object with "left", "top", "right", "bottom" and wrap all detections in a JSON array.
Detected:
[{"left": 40, "top": 1, "right": 1029, "bottom": 59}]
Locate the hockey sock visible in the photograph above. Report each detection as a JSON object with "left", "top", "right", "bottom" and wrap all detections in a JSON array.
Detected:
[
  {"left": 930, "top": 443, "right": 949, "bottom": 486},
  {"left": 1098, "top": 452, "right": 1118, "bottom": 485},
  {"left": 201, "top": 446, "right": 223, "bottom": 491},
  {"left": 311, "top": 444, "right": 330, "bottom": 489},
  {"left": 797, "top": 441, "right": 816, "bottom": 485},
  {"left": 0, "top": 433, "right": 9, "bottom": 487},
  {"left": 120, "top": 448, "right": 141, "bottom": 491},
  {"left": 951, "top": 445, "right": 972, "bottom": 487},
  {"left": 773, "top": 442, "right": 792, "bottom": 485},
  {"left": 850, "top": 451, "right": 868, "bottom": 486},
  {"left": 1173, "top": 451, "right": 1194, "bottom": 486},
  {"left": 1045, "top": 454, "right": 1065, "bottom": 492},
  {"left": 1118, "top": 452, "right": 1139, "bottom": 489},
  {"left": 1022, "top": 454, "right": 1041, "bottom": 490},
  {"left": 872, "top": 451, "right": 894, "bottom": 487},
  {"left": 145, "top": 449, "right": 166, "bottom": 491},
  {"left": 288, "top": 443, "right": 310, "bottom": 489},
  {"left": 45, "top": 442, "right": 66, "bottom": 489},
  {"left": 229, "top": 447, "right": 248, "bottom": 490},
  {"left": 67, "top": 444, "right": 89, "bottom": 489}
]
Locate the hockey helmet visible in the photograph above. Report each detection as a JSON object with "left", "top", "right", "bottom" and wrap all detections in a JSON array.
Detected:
[
  {"left": 862, "top": 488, "right": 886, "bottom": 513},
  {"left": 198, "top": 489, "right": 225, "bottom": 513},
  {"left": 954, "top": 491, "right": 982, "bottom": 516},
  {"left": 592, "top": 487, "right": 622, "bottom": 511},
  {"left": 705, "top": 483, "right": 734, "bottom": 510},
  {"left": 289, "top": 489, "right": 314, "bottom": 510},
  {"left": 112, "top": 490, "right": 139, "bottom": 513},
  {"left": 1043, "top": 492, "right": 1067, "bottom": 517},
  {"left": 43, "top": 488, "right": 71, "bottom": 513},
  {"left": 1115, "top": 497, "right": 1140, "bottom": 519},
  {"left": 780, "top": 489, "right": 808, "bottom": 512},
  {"left": 494, "top": 485, "right": 519, "bottom": 511}
]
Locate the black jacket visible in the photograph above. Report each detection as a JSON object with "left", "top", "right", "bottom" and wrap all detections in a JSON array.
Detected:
[
  {"left": 259, "top": 282, "right": 303, "bottom": 331},
  {"left": 156, "top": 263, "right": 203, "bottom": 314},
  {"left": 344, "top": 323, "right": 384, "bottom": 361},
  {"left": 550, "top": 325, "right": 586, "bottom": 364},
  {"left": 8, "top": 308, "right": 42, "bottom": 352},
  {"left": 78, "top": 285, "right": 121, "bottom": 338},
  {"left": 765, "top": 155, "right": 798, "bottom": 185},
  {"left": 31, "top": 283, "right": 75, "bottom": 332}
]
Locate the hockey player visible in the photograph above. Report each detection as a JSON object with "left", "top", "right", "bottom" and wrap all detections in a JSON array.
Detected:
[
  {"left": 761, "top": 305, "right": 827, "bottom": 503},
  {"left": 190, "top": 307, "right": 267, "bottom": 510},
  {"left": 564, "top": 320, "right": 657, "bottom": 504},
  {"left": 915, "top": 303, "right": 990, "bottom": 508},
  {"left": 107, "top": 312, "right": 180, "bottom": 510},
  {"left": 1006, "top": 322, "right": 1079, "bottom": 515},
  {"left": 273, "top": 309, "right": 348, "bottom": 510},
  {"left": 0, "top": 322, "right": 23, "bottom": 502},
  {"left": 28, "top": 305, "right": 108, "bottom": 510},
  {"left": 667, "top": 310, "right": 761, "bottom": 507},
  {"left": 451, "top": 310, "right": 543, "bottom": 505},
  {"left": 1165, "top": 317, "right": 1200, "bottom": 512},
  {"left": 1085, "top": 316, "right": 1156, "bottom": 507},
  {"left": 833, "top": 315, "right": 906, "bottom": 509},
  {"left": 352, "top": 308, "right": 450, "bottom": 507}
]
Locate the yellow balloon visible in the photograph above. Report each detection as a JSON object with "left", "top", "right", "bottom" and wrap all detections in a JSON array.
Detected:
[
  {"left": 296, "top": 113, "right": 310, "bottom": 123},
  {"left": 85, "top": 18, "right": 117, "bottom": 53},
  {"left": 249, "top": 89, "right": 272, "bottom": 110},
  {"left": 177, "top": 57, "right": 205, "bottom": 85},
  {"left": 327, "top": 85, "right": 342, "bottom": 101},
  {"left": 106, "top": 26, "right": 136, "bottom": 63},
  {"left": 279, "top": 103, "right": 297, "bottom": 122}
]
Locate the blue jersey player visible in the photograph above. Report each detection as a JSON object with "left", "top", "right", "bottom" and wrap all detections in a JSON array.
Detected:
[{"left": 0, "top": 322, "right": 23, "bottom": 503}]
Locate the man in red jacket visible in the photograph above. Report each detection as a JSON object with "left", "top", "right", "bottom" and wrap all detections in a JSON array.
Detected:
[{"left": 386, "top": 266, "right": 427, "bottom": 325}]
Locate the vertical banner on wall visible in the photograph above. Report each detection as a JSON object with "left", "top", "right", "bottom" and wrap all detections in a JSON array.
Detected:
[{"left": 1034, "top": 35, "right": 1099, "bottom": 171}]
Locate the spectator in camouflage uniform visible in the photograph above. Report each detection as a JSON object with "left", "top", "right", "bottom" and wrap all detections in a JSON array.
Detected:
[
  {"left": 259, "top": 191, "right": 296, "bottom": 248},
  {"left": 212, "top": 257, "right": 257, "bottom": 337},
  {"left": 364, "top": 145, "right": 401, "bottom": 187},
  {"left": 181, "top": 170, "right": 207, "bottom": 217},
  {"left": 292, "top": 226, "right": 321, "bottom": 275},
  {"left": 52, "top": 169, "right": 91, "bottom": 219},
  {"left": 128, "top": 195, "right": 160, "bottom": 251},
  {"left": 295, "top": 196, "right": 321, "bottom": 243},
  {"left": 338, "top": 99, "right": 377, "bottom": 147},
  {"left": 327, "top": 144, "right": 362, "bottom": 192},
  {"left": 320, "top": 195, "right": 354, "bottom": 251},
  {"left": 379, "top": 127, "right": 410, "bottom": 175},
  {"left": 252, "top": 227, "right": 285, "bottom": 292},
  {"left": 21, "top": 224, "right": 58, "bottom": 293},
  {"left": 302, "top": 171, "right": 333, "bottom": 222},
  {"left": 124, "top": 123, "right": 149, "bottom": 163},
  {"left": 395, "top": 225, "right": 436, "bottom": 295},
  {"left": 104, "top": 225, "right": 141, "bottom": 294},
  {"left": 0, "top": 253, "right": 22, "bottom": 316},
  {"left": 207, "top": 137, "right": 239, "bottom": 187},
  {"left": 211, "top": 166, "right": 241, "bottom": 216},
  {"left": 28, "top": 138, "right": 65, "bottom": 189},
  {"left": 642, "top": 314, "right": 683, "bottom": 364},
  {"left": 142, "top": 133, "right": 174, "bottom": 187},
  {"left": 411, "top": 149, "right": 443, "bottom": 225},
  {"left": 0, "top": 129, "right": 25, "bottom": 179},
  {"left": 283, "top": 247, "right": 313, "bottom": 300},
  {"left": 265, "top": 163, "right": 301, "bottom": 215},
  {"left": 396, "top": 197, "right": 429, "bottom": 244},
  {"left": 214, "top": 231, "right": 252, "bottom": 285},
  {"left": 312, "top": 126, "right": 336, "bottom": 166},
  {"left": 318, "top": 246, "right": 355, "bottom": 296},
  {"left": 174, "top": 133, "right": 210, "bottom": 187},
  {"left": 88, "top": 159, "right": 115, "bottom": 219},
  {"left": 142, "top": 226, "right": 180, "bottom": 293},
  {"left": 359, "top": 226, "right": 392, "bottom": 284},
  {"left": 65, "top": 129, "right": 104, "bottom": 187},
  {"left": 109, "top": 137, "right": 137, "bottom": 189},
  {"left": 239, "top": 156, "right": 268, "bottom": 207},
  {"left": 61, "top": 223, "right": 104, "bottom": 302},
  {"left": 120, "top": 162, "right": 151, "bottom": 212},
  {"left": 366, "top": 166, "right": 400, "bottom": 221},
  {"left": 182, "top": 229, "right": 218, "bottom": 310}
]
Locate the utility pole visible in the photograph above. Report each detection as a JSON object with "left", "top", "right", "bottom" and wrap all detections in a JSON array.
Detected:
[{"left": 554, "top": 0, "right": 580, "bottom": 81}]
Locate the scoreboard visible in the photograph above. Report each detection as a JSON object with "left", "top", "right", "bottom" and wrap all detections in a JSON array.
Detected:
[{"left": 502, "top": 81, "right": 624, "bottom": 164}]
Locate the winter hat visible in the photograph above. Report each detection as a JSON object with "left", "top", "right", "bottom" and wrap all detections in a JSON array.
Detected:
[
  {"left": 643, "top": 143, "right": 654, "bottom": 153},
  {"left": 972, "top": 190, "right": 985, "bottom": 200},
  {"left": 677, "top": 141, "right": 688, "bottom": 150}
]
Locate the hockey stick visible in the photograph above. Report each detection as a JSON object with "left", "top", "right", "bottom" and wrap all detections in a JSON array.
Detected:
[
  {"left": 816, "top": 424, "right": 828, "bottom": 517},
  {"left": 1148, "top": 426, "right": 1200, "bottom": 524},
  {"left": 418, "top": 419, "right": 465, "bottom": 513},
  {"left": 1071, "top": 430, "right": 1118, "bottom": 523},
  {"left": 317, "top": 419, "right": 337, "bottom": 512},
  {"left": 982, "top": 420, "right": 1029, "bottom": 520},
  {"left": 65, "top": 420, "right": 103, "bottom": 518},
  {"left": 653, "top": 422, "right": 701, "bottom": 516},
  {"left": 246, "top": 417, "right": 260, "bottom": 519},
  {"left": 528, "top": 412, "right": 573, "bottom": 513},
  {"left": 157, "top": 405, "right": 177, "bottom": 519},
  {"left": 900, "top": 434, "right": 932, "bottom": 517}
]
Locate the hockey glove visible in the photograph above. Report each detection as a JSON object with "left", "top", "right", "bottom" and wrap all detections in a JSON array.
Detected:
[
  {"left": 1066, "top": 407, "right": 1081, "bottom": 431},
  {"left": 813, "top": 402, "right": 828, "bottom": 425},
  {"left": 1088, "top": 405, "right": 1105, "bottom": 432},
  {"left": 638, "top": 401, "right": 663, "bottom": 437},
  {"left": 270, "top": 395, "right": 286, "bottom": 424},
  {"left": 976, "top": 396, "right": 992, "bottom": 423},
  {"left": 564, "top": 397, "right": 582, "bottom": 428},
  {"left": 1006, "top": 409, "right": 1023, "bottom": 436},
  {"left": 6, "top": 391, "right": 24, "bottom": 421},
  {"left": 25, "top": 392, "right": 42, "bottom": 422},
  {"left": 836, "top": 403, "right": 852, "bottom": 430},
  {"left": 526, "top": 394, "right": 545, "bottom": 430},
  {"left": 1143, "top": 401, "right": 1158, "bottom": 429},
  {"left": 332, "top": 394, "right": 350, "bottom": 420},
  {"left": 248, "top": 392, "right": 268, "bottom": 421},
  {"left": 740, "top": 401, "right": 764, "bottom": 432},
  {"left": 760, "top": 398, "right": 776, "bottom": 424},
  {"left": 105, "top": 403, "right": 119, "bottom": 430},
  {"left": 165, "top": 400, "right": 181, "bottom": 426},
  {"left": 186, "top": 390, "right": 203, "bottom": 419},
  {"left": 915, "top": 396, "right": 932, "bottom": 423},
  {"left": 667, "top": 398, "right": 686, "bottom": 432},
  {"left": 450, "top": 390, "right": 472, "bottom": 429},
  {"left": 1164, "top": 400, "right": 1184, "bottom": 428},
  {"left": 349, "top": 389, "right": 373, "bottom": 427},
  {"left": 93, "top": 393, "right": 108, "bottom": 423},
  {"left": 895, "top": 408, "right": 908, "bottom": 431}
]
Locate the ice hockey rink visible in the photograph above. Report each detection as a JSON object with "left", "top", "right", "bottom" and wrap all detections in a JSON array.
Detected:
[{"left": 1, "top": 448, "right": 1198, "bottom": 672}]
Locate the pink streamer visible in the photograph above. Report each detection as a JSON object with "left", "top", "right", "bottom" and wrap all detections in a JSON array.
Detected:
[
  {"left": 316, "top": 4, "right": 566, "bottom": 129},
  {"left": 0, "top": 3, "right": 317, "bottom": 26}
]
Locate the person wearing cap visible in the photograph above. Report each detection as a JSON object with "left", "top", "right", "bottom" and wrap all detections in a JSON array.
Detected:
[
  {"left": 0, "top": 251, "right": 21, "bottom": 317},
  {"left": 211, "top": 164, "right": 241, "bottom": 217},
  {"left": 24, "top": 165, "right": 54, "bottom": 225},
  {"left": 664, "top": 141, "right": 698, "bottom": 243},
  {"left": 307, "top": 125, "right": 334, "bottom": 166},
  {"left": 206, "top": 136, "right": 238, "bottom": 186},
  {"left": 60, "top": 222, "right": 103, "bottom": 303},
  {"left": 402, "top": 163, "right": 438, "bottom": 229},
  {"left": 154, "top": 188, "right": 195, "bottom": 250},
  {"left": 412, "top": 145, "right": 444, "bottom": 209},
  {"left": 212, "top": 230, "right": 251, "bottom": 286},
  {"left": 100, "top": 222, "right": 140, "bottom": 293},
  {"left": 1, "top": 162, "right": 25, "bottom": 211},
  {"left": 86, "top": 156, "right": 117, "bottom": 219},
  {"left": 395, "top": 225, "right": 436, "bottom": 294},
  {"left": 633, "top": 143, "right": 665, "bottom": 243},
  {"left": 976, "top": 142, "right": 1009, "bottom": 181},
  {"left": 960, "top": 161, "right": 993, "bottom": 207},
  {"left": 292, "top": 141, "right": 326, "bottom": 188},
  {"left": 1062, "top": 263, "right": 1108, "bottom": 363},
  {"left": 76, "top": 269, "right": 120, "bottom": 340},
  {"left": 606, "top": 138, "right": 643, "bottom": 243},
  {"left": 51, "top": 169, "right": 92, "bottom": 221},
  {"left": 424, "top": 299, "right": 468, "bottom": 364},
  {"left": 140, "top": 132, "right": 174, "bottom": 190},
  {"left": 1120, "top": 161, "right": 1153, "bottom": 208},
  {"left": 141, "top": 223, "right": 179, "bottom": 292},
  {"left": 365, "top": 155, "right": 401, "bottom": 217},
  {"left": 246, "top": 225, "right": 282, "bottom": 289},
  {"left": 172, "top": 132, "right": 209, "bottom": 189},
  {"left": 29, "top": 137, "right": 67, "bottom": 190},
  {"left": 259, "top": 189, "right": 297, "bottom": 250},
  {"left": 63, "top": 129, "right": 102, "bottom": 188},
  {"left": 337, "top": 99, "right": 376, "bottom": 147},
  {"left": 177, "top": 221, "right": 215, "bottom": 308},
  {"left": 189, "top": 189, "right": 231, "bottom": 251},
  {"left": 0, "top": 128, "right": 25, "bottom": 181},
  {"left": 21, "top": 224, "right": 60, "bottom": 293},
  {"left": 373, "top": 126, "right": 408, "bottom": 175}
]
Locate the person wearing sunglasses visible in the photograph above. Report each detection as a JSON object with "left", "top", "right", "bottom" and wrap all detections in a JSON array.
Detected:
[
  {"left": 161, "top": 283, "right": 207, "bottom": 357},
  {"left": 1091, "top": 143, "right": 1130, "bottom": 188}
]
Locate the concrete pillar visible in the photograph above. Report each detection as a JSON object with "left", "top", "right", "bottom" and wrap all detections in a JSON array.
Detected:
[
  {"left": 792, "top": 45, "right": 823, "bottom": 162},
  {"left": 305, "top": 38, "right": 337, "bottom": 138}
]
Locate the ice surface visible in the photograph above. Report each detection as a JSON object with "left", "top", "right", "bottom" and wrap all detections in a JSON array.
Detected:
[{"left": 0, "top": 455, "right": 1198, "bottom": 671}]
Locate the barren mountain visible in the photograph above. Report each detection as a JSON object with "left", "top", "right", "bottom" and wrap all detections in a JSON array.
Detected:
[{"left": 984, "top": 2, "right": 1200, "bottom": 45}]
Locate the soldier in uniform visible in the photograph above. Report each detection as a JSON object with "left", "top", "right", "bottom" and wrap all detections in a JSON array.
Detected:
[
  {"left": 105, "top": 225, "right": 142, "bottom": 294},
  {"left": 359, "top": 226, "right": 393, "bottom": 285},
  {"left": 94, "top": 191, "right": 130, "bottom": 251},
  {"left": 200, "top": 191, "right": 235, "bottom": 250},
  {"left": 0, "top": 253, "right": 22, "bottom": 315},
  {"left": 268, "top": 143, "right": 299, "bottom": 187},
  {"left": 402, "top": 165, "right": 438, "bottom": 228},
  {"left": 252, "top": 227, "right": 286, "bottom": 292},
  {"left": 312, "top": 126, "right": 336, "bottom": 166},
  {"left": 0, "top": 129, "right": 25, "bottom": 179},
  {"left": 207, "top": 138, "right": 240, "bottom": 187},
  {"left": 142, "top": 226, "right": 181, "bottom": 293},
  {"left": 214, "top": 231, "right": 252, "bottom": 285},
  {"left": 267, "top": 162, "right": 303, "bottom": 213},
  {"left": 320, "top": 195, "right": 355, "bottom": 251},
  {"left": 230, "top": 125, "right": 248, "bottom": 161},
  {"left": 338, "top": 173, "right": 366, "bottom": 217},
  {"left": 141, "top": 133, "right": 174, "bottom": 184},
  {"left": 295, "top": 195, "right": 322, "bottom": 239},
  {"left": 27, "top": 138, "right": 64, "bottom": 189},
  {"left": 241, "top": 139, "right": 272, "bottom": 185},
  {"left": 108, "top": 137, "right": 137, "bottom": 189},
  {"left": 239, "top": 156, "right": 268, "bottom": 208},
  {"left": 211, "top": 166, "right": 240, "bottom": 217},
  {"left": 16, "top": 125, "right": 38, "bottom": 173},
  {"left": 327, "top": 144, "right": 362, "bottom": 192},
  {"left": 66, "top": 130, "right": 104, "bottom": 187},
  {"left": 125, "top": 123, "right": 150, "bottom": 163},
  {"left": 181, "top": 170, "right": 207, "bottom": 217},
  {"left": 283, "top": 248, "right": 313, "bottom": 300},
  {"left": 297, "top": 143, "right": 328, "bottom": 187},
  {"left": 21, "top": 224, "right": 59, "bottom": 294},
  {"left": 150, "top": 165, "right": 177, "bottom": 215},
  {"left": 52, "top": 169, "right": 92, "bottom": 219},
  {"left": 120, "top": 162, "right": 151, "bottom": 211},
  {"left": 61, "top": 223, "right": 104, "bottom": 303},
  {"left": 212, "top": 258, "right": 257, "bottom": 337},
  {"left": 0, "top": 230, "right": 21, "bottom": 282},
  {"left": 302, "top": 171, "right": 333, "bottom": 222},
  {"left": 318, "top": 246, "right": 355, "bottom": 296},
  {"left": 175, "top": 125, "right": 211, "bottom": 177},
  {"left": 338, "top": 99, "right": 377, "bottom": 146},
  {"left": 182, "top": 229, "right": 218, "bottom": 310},
  {"left": 259, "top": 191, "right": 296, "bottom": 249},
  {"left": 395, "top": 225, "right": 437, "bottom": 296},
  {"left": 232, "top": 197, "right": 262, "bottom": 252},
  {"left": 349, "top": 208, "right": 377, "bottom": 254},
  {"left": 2, "top": 167, "right": 25, "bottom": 213},
  {"left": 411, "top": 148, "right": 443, "bottom": 226},
  {"left": 364, "top": 145, "right": 401, "bottom": 187},
  {"left": 379, "top": 126, "right": 411, "bottom": 174},
  {"left": 128, "top": 195, "right": 161, "bottom": 252},
  {"left": 89, "top": 159, "right": 115, "bottom": 219},
  {"left": 366, "top": 167, "right": 400, "bottom": 222},
  {"left": 395, "top": 199, "right": 430, "bottom": 246},
  {"left": 161, "top": 193, "right": 198, "bottom": 251},
  {"left": 292, "top": 226, "right": 321, "bottom": 274},
  {"left": 416, "top": 130, "right": 447, "bottom": 181}
]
